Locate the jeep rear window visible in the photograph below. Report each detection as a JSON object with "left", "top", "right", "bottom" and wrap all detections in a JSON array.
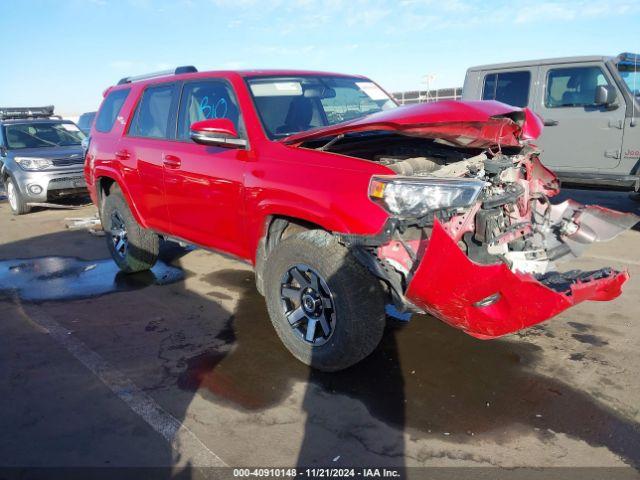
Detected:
[
  {"left": 95, "top": 88, "right": 130, "bottom": 133},
  {"left": 482, "top": 71, "right": 531, "bottom": 107},
  {"left": 3, "top": 122, "right": 85, "bottom": 149},
  {"left": 247, "top": 76, "right": 397, "bottom": 139}
]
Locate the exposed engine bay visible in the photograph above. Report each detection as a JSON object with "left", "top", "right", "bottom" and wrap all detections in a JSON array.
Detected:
[
  {"left": 316, "top": 133, "right": 639, "bottom": 337},
  {"left": 381, "top": 147, "right": 635, "bottom": 275}
]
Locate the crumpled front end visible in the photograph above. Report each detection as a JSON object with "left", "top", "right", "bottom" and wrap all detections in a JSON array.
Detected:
[
  {"left": 382, "top": 154, "right": 638, "bottom": 338},
  {"left": 313, "top": 100, "right": 638, "bottom": 338},
  {"left": 404, "top": 220, "right": 629, "bottom": 339},
  {"left": 339, "top": 151, "right": 636, "bottom": 339}
]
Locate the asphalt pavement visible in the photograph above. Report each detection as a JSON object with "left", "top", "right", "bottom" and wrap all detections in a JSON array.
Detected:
[{"left": 1, "top": 189, "right": 639, "bottom": 478}]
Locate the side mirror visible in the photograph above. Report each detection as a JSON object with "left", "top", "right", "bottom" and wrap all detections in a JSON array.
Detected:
[
  {"left": 190, "top": 119, "right": 247, "bottom": 148},
  {"left": 594, "top": 85, "right": 617, "bottom": 106},
  {"left": 0, "top": 146, "right": 6, "bottom": 157}
]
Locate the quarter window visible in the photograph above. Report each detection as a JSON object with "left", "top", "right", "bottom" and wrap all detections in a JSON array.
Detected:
[
  {"left": 129, "top": 84, "right": 176, "bottom": 139},
  {"left": 482, "top": 71, "right": 531, "bottom": 107},
  {"left": 177, "top": 80, "right": 244, "bottom": 141},
  {"left": 95, "top": 88, "right": 130, "bottom": 133},
  {"left": 545, "top": 67, "right": 609, "bottom": 108}
]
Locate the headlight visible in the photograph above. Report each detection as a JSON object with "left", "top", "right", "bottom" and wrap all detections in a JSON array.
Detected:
[
  {"left": 369, "top": 176, "right": 486, "bottom": 218},
  {"left": 15, "top": 157, "right": 53, "bottom": 171}
]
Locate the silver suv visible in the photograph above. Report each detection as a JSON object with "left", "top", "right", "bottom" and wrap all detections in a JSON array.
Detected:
[
  {"left": 0, "top": 106, "right": 87, "bottom": 215},
  {"left": 462, "top": 52, "right": 640, "bottom": 191}
]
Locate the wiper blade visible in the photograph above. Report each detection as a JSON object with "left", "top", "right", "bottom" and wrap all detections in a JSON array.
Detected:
[{"left": 318, "top": 134, "right": 344, "bottom": 151}]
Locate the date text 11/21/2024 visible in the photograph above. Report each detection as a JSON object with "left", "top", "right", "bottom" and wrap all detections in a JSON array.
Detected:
[{"left": 232, "top": 468, "right": 402, "bottom": 477}]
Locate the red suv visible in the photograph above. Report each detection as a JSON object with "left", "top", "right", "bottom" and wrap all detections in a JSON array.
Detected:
[{"left": 85, "top": 66, "right": 637, "bottom": 371}]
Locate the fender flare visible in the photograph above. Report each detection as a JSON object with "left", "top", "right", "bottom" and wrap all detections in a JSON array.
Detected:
[
  {"left": 250, "top": 204, "right": 351, "bottom": 295},
  {"left": 94, "top": 168, "right": 148, "bottom": 228},
  {"left": 251, "top": 202, "right": 350, "bottom": 255}
]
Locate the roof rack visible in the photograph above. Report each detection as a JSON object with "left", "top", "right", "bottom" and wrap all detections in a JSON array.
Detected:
[
  {"left": 117, "top": 65, "right": 198, "bottom": 85},
  {"left": 0, "top": 105, "right": 56, "bottom": 121}
]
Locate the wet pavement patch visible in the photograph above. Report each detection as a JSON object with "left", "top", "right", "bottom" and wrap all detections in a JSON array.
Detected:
[{"left": 0, "top": 256, "right": 183, "bottom": 302}]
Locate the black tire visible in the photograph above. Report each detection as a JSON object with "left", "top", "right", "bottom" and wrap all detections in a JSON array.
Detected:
[
  {"left": 5, "top": 176, "right": 31, "bottom": 215},
  {"left": 101, "top": 189, "right": 159, "bottom": 273},
  {"left": 263, "top": 230, "right": 386, "bottom": 372}
]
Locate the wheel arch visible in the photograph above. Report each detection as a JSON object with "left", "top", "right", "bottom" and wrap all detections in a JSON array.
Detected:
[
  {"left": 0, "top": 162, "right": 9, "bottom": 183},
  {"left": 95, "top": 173, "right": 147, "bottom": 228},
  {"left": 254, "top": 214, "right": 329, "bottom": 296}
]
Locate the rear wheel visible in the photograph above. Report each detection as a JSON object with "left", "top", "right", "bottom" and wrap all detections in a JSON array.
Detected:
[
  {"left": 5, "top": 177, "right": 31, "bottom": 215},
  {"left": 263, "top": 230, "right": 386, "bottom": 372},
  {"left": 101, "top": 189, "right": 159, "bottom": 273}
]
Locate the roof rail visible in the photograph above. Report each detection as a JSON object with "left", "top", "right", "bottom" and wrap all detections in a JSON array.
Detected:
[
  {"left": 0, "top": 105, "right": 56, "bottom": 121},
  {"left": 117, "top": 65, "right": 198, "bottom": 85}
]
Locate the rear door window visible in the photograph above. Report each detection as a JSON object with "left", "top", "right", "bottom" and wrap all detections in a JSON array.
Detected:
[
  {"left": 95, "top": 89, "right": 130, "bottom": 133},
  {"left": 482, "top": 71, "right": 531, "bottom": 107},
  {"left": 129, "top": 84, "right": 177, "bottom": 139},
  {"left": 545, "top": 66, "right": 609, "bottom": 108}
]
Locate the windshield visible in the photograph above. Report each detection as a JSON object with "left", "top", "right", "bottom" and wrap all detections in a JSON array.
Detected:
[
  {"left": 3, "top": 121, "right": 86, "bottom": 149},
  {"left": 618, "top": 64, "right": 640, "bottom": 96},
  {"left": 247, "top": 76, "right": 397, "bottom": 139}
]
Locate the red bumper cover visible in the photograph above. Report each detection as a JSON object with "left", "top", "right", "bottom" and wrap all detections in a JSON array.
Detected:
[{"left": 405, "top": 221, "right": 629, "bottom": 339}]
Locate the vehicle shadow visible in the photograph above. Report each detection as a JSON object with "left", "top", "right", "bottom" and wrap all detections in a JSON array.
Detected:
[{"left": 197, "top": 268, "right": 640, "bottom": 471}]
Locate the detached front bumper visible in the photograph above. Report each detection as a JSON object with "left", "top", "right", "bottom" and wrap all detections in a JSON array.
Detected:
[{"left": 404, "top": 220, "right": 630, "bottom": 339}]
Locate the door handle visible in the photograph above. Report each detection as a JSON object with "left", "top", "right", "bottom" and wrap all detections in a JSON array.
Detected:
[
  {"left": 543, "top": 119, "right": 559, "bottom": 126},
  {"left": 114, "top": 149, "right": 130, "bottom": 160},
  {"left": 163, "top": 154, "right": 181, "bottom": 169},
  {"left": 605, "top": 149, "right": 621, "bottom": 160}
]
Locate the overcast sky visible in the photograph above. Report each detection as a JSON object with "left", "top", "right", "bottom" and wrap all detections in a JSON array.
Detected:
[{"left": 0, "top": 0, "right": 637, "bottom": 115}]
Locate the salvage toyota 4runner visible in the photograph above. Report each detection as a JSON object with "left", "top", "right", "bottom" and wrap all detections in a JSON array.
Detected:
[{"left": 85, "top": 66, "right": 638, "bottom": 371}]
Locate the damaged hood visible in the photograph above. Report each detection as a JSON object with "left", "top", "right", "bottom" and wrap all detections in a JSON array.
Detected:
[{"left": 281, "top": 100, "right": 543, "bottom": 148}]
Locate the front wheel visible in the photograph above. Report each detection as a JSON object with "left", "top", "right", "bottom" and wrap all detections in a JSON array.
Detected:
[
  {"left": 101, "top": 190, "right": 159, "bottom": 273},
  {"left": 6, "top": 177, "right": 31, "bottom": 215},
  {"left": 263, "top": 230, "right": 386, "bottom": 372}
]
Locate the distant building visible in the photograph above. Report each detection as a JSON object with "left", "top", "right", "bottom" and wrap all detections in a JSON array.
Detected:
[{"left": 392, "top": 87, "right": 462, "bottom": 105}]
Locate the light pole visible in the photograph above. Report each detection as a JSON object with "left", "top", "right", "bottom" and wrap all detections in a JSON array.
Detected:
[{"left": 420, "top": 74, "right": 436, "bottom": 103}]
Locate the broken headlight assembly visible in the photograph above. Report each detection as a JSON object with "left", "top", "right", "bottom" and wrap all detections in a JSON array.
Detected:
[
  {"left": 15, "top": 157, "right": 53, "bottom": 171},
  {"left": 369, "top": 176, "right": 486, "bottom": 218}
]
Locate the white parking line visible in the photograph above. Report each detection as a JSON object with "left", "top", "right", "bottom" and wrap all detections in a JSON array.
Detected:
[{"left": 14, "top": 299, "right": 227, "bottom": 467}]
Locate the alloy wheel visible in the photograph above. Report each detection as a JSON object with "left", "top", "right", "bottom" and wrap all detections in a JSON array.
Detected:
[
  {"left": 109, "top": 210, "right": 128, "bottom": 259},
  {"left": 280, "top": 264, "right": 336, "bottom": 346}
]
